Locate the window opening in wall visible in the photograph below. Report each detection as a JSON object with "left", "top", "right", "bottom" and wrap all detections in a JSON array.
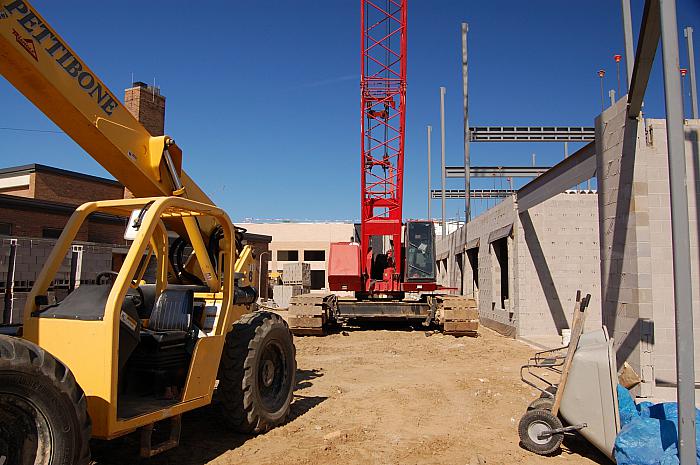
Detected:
[
  {"left": 304, "top": 250, "right": 325, "bottom": 261},
  {"left": 455, "top": 252, "right": 464, "bottom": 294},
  {"left": 310, "top": 270, "right": 325, "bottom": 290},
  {"left": 466, "top": 247, "right": 479, "bottom": 297},
  {"left": 492, "top": 237, "right": 509, "bottom": 310},
  {"left": 277, "top": 250, "right": 299, "bottom": 261},
  {"left": 440, "top": 258, "right": 448, "bottom": 285},
  {"left": 0, "top": 222, "right": 12, "bottom": 236},
  {"left": 42, "top": 227, "right": 63, "bottom": 239}
]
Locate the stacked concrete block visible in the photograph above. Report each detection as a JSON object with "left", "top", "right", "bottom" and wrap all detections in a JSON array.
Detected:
[
  {"left": 282, "top": 262, "right": 311, "bottom": 287},
  {"left": 80, "top": 244, "right": 112, "bottom": 284},
  {"left": 273, "top": 284, "right": 307, "bottom": 309},
  {"left": 0, "top": 237, "right": 112, "bottom": 324}
]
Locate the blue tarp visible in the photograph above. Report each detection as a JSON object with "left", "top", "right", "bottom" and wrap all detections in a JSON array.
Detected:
[{"left": 614, "top": 385, "right": 700, "bottom": 465}]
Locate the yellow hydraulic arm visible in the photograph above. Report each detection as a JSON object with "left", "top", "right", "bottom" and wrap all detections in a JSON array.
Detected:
[{"left": 0, "top": 0, "right": 212, "bottom": 215}]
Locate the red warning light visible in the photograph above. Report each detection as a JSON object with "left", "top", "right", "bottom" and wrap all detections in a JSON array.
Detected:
[
  {"left": 598, "top": 69, "right": 606, "bottom": 78},
  {"left": 680, "top": 68, "right": 688, "bottom": 77},
  {"left": 614, "top": 54, "right": 622, "bottom": 63}
]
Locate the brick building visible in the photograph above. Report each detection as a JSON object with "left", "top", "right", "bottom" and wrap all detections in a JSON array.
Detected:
[
  {"left": 1, "top": 82, "right": 271, "bottom": 323},
  {"left": 0, "top": 164, "right": 129, "bottom": 244}
]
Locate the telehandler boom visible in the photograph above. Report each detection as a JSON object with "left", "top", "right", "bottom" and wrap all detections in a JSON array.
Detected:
[{"left": 0, "top": 1, "right": 296, "bottom": 462}]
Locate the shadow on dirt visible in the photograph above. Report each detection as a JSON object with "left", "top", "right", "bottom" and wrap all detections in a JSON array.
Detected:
[
  {"left": 561, "top": 434, "right": 611, "bottom": 464},
  {"left": 517, "top": 434, "right": 611, "bottom": 464},
  {"left": 90, "top": 367, "right": 327, "bottom": 465}
]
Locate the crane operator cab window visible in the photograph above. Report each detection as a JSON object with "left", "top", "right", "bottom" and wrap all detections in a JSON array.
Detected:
[{"left": 404, "top": 221, "right": 436, "bottom": 282}]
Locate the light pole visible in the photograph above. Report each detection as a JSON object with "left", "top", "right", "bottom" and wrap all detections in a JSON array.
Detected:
[
  {"left": 598, "top": 69, "right": 606, "bottom": 112},
  {"left": 614, "top": 54, "right": 622, "bottom": 98},
  {"left": 681, "top": 68, "right": 688, "bottom": 119},
  {"left": 258, "top": 250, "right": 271, "bottom": 301},
  {"left": 427, "top": 125, "right": 432, "bottom": 220}
]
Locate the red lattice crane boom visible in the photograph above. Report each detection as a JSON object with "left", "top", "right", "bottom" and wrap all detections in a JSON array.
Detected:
[{"left": 360, "top": 0, "right": 407, "bottom": 292}]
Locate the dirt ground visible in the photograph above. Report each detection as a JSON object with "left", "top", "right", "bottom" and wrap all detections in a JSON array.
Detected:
[{"left": 91, "top": 326, "right": 610, "bottom": 465}]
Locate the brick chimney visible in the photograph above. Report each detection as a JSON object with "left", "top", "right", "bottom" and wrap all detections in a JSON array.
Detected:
[{"left": 124, "top": 81, "right": 165, "bottom": 136}]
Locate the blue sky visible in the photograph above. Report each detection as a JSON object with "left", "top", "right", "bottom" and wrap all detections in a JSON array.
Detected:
[{"left": 2, "top": 0, "right": 700, "bottom": 222}]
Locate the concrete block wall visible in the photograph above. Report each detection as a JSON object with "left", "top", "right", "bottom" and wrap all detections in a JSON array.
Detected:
[
  {"left": 596, "top": 95, "right": 700, "bottom": 399},
  {"left": 516, "top": 193, "right": 601, "bottom": 338},
  {"left": 436, "top": 198, "right": 519, "bottom": 334},
  {"left": 436, "top": 192, "right": 601, "bottom": 339},
  {"left": 595, "top": 97, "right": 652, "bottom": 396},
  {"left": 1, "top": 237, "right": 112, "bottom": 323},
  {"left": 643, "top": 119, "right": 700, "bottom": 398}
]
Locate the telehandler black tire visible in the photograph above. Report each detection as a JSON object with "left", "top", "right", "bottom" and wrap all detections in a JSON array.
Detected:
[
  {"left": 0, "top": 335, "right": 91, "bottom": 465},
  {"left": 216, "top": 311, "right": 296, "bottom": 434}
]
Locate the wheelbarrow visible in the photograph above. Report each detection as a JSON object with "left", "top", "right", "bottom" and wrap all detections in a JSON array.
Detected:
[{"left": 518, "top": 291, "right": 621, "bottom": 459}]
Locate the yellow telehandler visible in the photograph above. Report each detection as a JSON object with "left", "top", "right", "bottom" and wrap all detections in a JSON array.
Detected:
[{"left": 0, "top": 1, "right": 296, "bottom": 462}]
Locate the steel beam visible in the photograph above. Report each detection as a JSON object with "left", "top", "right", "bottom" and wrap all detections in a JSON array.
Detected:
[
  {"left": 461, "top": 22, "right": 471, "bottom": 222},
  {"left": 427, "top": 125, "right": 432, "bottom": 220},
  {"left": 468, "top": 126, "right": 594, "bottom": 142},
  {"left": 446, "top": 166, "right": 551, "bottom": 178},
  {"left": 431, "top": 189, "right": 515, "bottom": 199},
  {"left": 622, "top": 0, "right": 635, "bottom": 89},
  {"left": 440, "top": 87, "right": 447, "bottom": 236},
  {"left": 660, "top": 0, "right": 696, "bottom": 461},
  {"left": 685, "top": 27, "right": 699, "bottom": 119},
  {"left": 628, "top": 0, "right": 661, "bottom": 117},
  {"left": 516, "top": 142, "right": 596, "bottom": 212}
]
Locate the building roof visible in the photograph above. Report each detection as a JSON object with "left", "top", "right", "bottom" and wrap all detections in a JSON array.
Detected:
[
  {"left": 0, "top": 194, "right": 125, "bottom": 223},
  {"left": 0, "top": 163, "right": 122, "bottom": 187}
]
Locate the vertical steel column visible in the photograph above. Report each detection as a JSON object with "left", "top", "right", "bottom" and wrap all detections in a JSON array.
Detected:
[
  {"left": 660, "top": 1, "right": 697, "bottom": 462},
  {"left": 440, "top": 87, "right": 447, "bottom": 236},
  {"left": 461, "top": 23, "right": 471, "bottom": 223},
  {"left": 427, "top": 125, "right": 432, "bottom": 220},
  {"left": 621, "top": 0, "right": 635, "bottom": 89},
  {"left": 685, "top": 27, "right": 699, "bottom": 118}
]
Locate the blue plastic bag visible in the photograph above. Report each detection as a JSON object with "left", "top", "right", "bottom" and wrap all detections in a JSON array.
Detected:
[
  {"left": 614, "top": 385, "right": 700, "bottom": 465},
  {"left": 617, "top": 384, "right": 639, "bottom": 426},
  {"left": 614, "top": 416, "right": 680, "bottom": 465}
]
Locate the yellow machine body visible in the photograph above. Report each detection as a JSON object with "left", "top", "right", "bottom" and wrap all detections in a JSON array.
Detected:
[
  {"left": 22, "top": 197, "right": 254, "bottom": 439},
  {"left": 0, "top": 1, "right": 265, "bottom": 442}
]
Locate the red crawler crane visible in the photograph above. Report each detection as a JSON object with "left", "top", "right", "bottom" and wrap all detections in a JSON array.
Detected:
[{"left": 288, "top": 0, "right": 478, "bottom": 336}]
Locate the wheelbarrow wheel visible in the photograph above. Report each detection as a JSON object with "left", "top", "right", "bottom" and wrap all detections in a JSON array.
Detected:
[
  {"left": 527, "top": 397, "right": 554, "bottom": 411},
  {"left": 518, "top": 409, "right": 563, "bottom": 455}
]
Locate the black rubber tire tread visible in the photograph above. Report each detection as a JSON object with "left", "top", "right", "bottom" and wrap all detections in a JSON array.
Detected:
[
  {"left": 527, "top": 397, "right": 554, "bottom": 411},
  {"left": 518, "top": 409, "right": 564, "bottom": 456},
  {"left": 0, "top": 335, "right": 91, "bottom": 465},
  {"left": 216, "top": 311, "right": 296, "bottom": 434}
]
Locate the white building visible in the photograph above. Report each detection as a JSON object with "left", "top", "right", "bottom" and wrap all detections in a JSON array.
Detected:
[{"left": 239, "top": 222, "right": 356, "bottom": 290}]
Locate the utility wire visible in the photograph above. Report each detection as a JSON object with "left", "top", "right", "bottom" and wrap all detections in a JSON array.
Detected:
[{"left": 0, "top": 126, "right": 64, "bottom": 134}]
